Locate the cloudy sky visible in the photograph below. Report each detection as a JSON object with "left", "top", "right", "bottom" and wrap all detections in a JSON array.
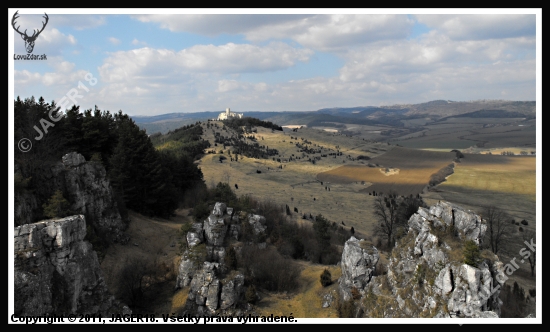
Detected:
[{"left": 10, "top": 8, "right": 541, "bottom": 116}]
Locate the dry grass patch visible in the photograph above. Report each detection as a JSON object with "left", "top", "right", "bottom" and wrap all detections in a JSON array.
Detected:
[
  {"left": 318, "top": 147, "right": 456, "bottom": 197},
  {"left": 255, "top": 262, "right": 341, "bottom": 318}
]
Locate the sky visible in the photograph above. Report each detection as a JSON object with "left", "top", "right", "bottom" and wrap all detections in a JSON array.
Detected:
[{"left": 10, "top": 8, "right": 541, "bottom": 117}]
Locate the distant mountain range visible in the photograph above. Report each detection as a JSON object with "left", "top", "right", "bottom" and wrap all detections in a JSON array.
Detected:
[{"left": 133, "top": 100, "right": 536, "bottom": 134}]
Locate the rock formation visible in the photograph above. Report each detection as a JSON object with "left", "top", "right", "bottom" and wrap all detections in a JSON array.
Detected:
[
  {"left": 13, "top": 215, "right": 130, "bottom": 316},
  {"left": 175, "top": 202, "right": 257, "bottom": 316},
  {"left": 15, "top": 152, "right": 128, "bottom": 244},
  {"left": 339, "top": 201, "right": 504, "bottom": 318},
  {"left": 338, "top": 237, "right": 380, "bottom": 301}
]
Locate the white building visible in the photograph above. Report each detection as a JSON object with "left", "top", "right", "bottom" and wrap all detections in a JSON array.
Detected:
[{"left": 217, "top": 108, "right": 243, "bottom": 121}]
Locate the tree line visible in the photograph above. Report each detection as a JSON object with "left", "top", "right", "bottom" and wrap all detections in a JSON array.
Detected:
[{"left": 14, "top": 96, "right": 206, "bottom": 222}]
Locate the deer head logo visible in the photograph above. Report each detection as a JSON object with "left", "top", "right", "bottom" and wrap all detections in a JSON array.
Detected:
[{"left": 12, "top": 10, "right": 49, "bottom": 54}]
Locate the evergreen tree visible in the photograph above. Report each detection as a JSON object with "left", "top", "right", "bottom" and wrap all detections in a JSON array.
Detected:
[{"left": 42, "top": 190, "right": 72, "bottom": 219}]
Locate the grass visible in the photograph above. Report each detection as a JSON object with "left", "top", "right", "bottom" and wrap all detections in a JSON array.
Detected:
[
  {"left": 318, "top": 146, "right": 456, "bottom": 196},
  {"left": 255, "top": 262, "right": 342, "bottom": 318},
  {"left": 100, "top": 208, "right": 190, "bottom": 315},
  {"left": 422, "top": 154, "right": 536, "bottom": 222}
]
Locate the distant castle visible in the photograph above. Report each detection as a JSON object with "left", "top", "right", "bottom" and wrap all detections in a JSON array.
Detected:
[{"left": 217, "top": 108, "right": 243, "bottom": 121}]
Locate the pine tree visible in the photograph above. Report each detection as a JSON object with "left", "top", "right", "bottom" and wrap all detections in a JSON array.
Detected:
[{"left": 42, "top": 190, "right": 72, "bottom": 219}]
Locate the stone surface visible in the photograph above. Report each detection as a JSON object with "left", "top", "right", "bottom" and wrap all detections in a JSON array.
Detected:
[
  {"left": 15, "top": 152, "right": 128, "bottom": 244},
  {"left": 361, "top": 200, "right": 503, "bottom": 318},
  {"left": 212, "top": 202, "right": 227, "bottom": 217},
  {"left": 338, "top": 236, "right": 379, "bottom": 301},
  {"left": 248, "top": 214, "right": 267, "bottom": 235},
  {"left": 176, "top": 203, "right": 263, "bottom": 316},
  {"left": 219, "top": 274, "right": 245, "bottom": 310},
  {"left": 203, "top": 215, "right": 227, "bottom": 246},
  {"left": 14, "top": 215, "right": 129, "bottom": 316},
  {"left": 186, "top": 222, "right": 204, "bottom": 248}
]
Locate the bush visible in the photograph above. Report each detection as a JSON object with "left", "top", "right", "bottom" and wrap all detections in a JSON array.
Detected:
[
  {"left": 239, "top": 245, "right": 301, "bottom": 292},
  {"left": 351, "top": 286, "right": 361, "bottom": 300},
  {"left": 463, "top": 240, "right": 481, "bottom": 267},
  {"left": 225, "top": 246, "right": 237, "bottom": 271},
  {"left": 337, "top": 297, "right": 356, "bottom": 318},
  {"left": 320, "top": 268, "right": 332, "bottom": 287},
  {"left": 114, "top": 254, "right": 159, "bottom": 309}
]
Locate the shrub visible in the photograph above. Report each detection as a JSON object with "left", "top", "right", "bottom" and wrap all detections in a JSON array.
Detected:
[
  {"left": 337, "top": 297, "right": 356, "bottom": 318},
  {"left": 225, "top": 246, "right": 237, "bottom": 270},
  {"left": 320, "top": 268, "right": 332, "bottom": 287},
  {"left": 351, "top": 286, "right": 361, "bottom": 300},
  {"left": 463, "top": 240, "right": 481, "bottom": 267},
  {"left": 239, "top": 245, "right": 301, "bottom": 292}
]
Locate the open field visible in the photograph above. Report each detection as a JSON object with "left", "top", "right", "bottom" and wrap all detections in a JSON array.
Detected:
[
  {"left": 391, "top": 117, "right": 536, "bottom": 150},
  {"left": 317, "top": 147, "right": 456, "bottom": 197},
  {"left": 198, "top": 122, "right": 402, "bottom": 235},
  {"left": 422, "top": 154, "right": 536, "bottom": 221}
]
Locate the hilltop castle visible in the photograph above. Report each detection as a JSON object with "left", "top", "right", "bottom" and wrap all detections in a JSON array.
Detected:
[{"left": 217, "top": 108, "right": 243, "bottom": 121}]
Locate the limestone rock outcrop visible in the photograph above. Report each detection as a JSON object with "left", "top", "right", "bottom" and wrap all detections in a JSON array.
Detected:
[
  {"left": 175, "top": 202, "right": 260, "bottom": 316},
  {"left": 360, "top": 201, "right": 503, "bottom": 318},
  {"left": 15, "top": 152, "right": 128, "bottom": 244},
  {"left": 13, "top": 215, "right": 130, "bottom": 316},
  {"left": 338, "top": 236, "right": 380, "bottom": 301}
]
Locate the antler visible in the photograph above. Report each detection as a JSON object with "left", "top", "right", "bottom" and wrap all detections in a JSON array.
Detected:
[
  {"left": 11, "top": 11, "right": 49, "bottom": 39},
  {"left": 11, "top": 10, "right": 26, "bottom": 37},
  {"left": 31, "top": 13, "right": 49, "bottom": 39}
]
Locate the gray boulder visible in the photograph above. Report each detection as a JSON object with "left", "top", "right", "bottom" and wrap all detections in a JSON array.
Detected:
[
  {"left": 14, "top": 215, "right": 129, "bottom": 316},
  {"left": 186, "top": 222, "right": 204, "bottom": 248},
  {"left": 219, "top": 274, "right": 245, "bottom": 309},
  {"left": 338, "top": 236, "right": 379, "bottom": 301},
  {"left": 248, "top": 214, "right": 267, "bottom": 235},
  {"left": 212, "top": 202, "right": 227, "bottom": 217},
  {"left": 203, "top": 215, "right": 227, "bottom": 246}
]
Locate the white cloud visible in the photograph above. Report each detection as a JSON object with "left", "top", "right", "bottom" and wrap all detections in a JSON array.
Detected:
[
  {"left": 98, "top": 42, "right": 313, "bottom": 83},
  {"left": 414, "top": 14, "right": 536, "bottom": 41},
  {"left": 217, "top": 80, "right": 242, "bottom": 92},
  {"left": 133, "top": 14, "right": 312, "bottom": 35},
  {"left": 109, "top": 37, "right": 121, "bottom": 45},
  {"left": 337, "top": 32, "right": 535, "bottom": 84},
  {"left": 134, "top": 14, "right": 413, "bottom": 52},
  {"left": 132, "top": 38, "right": 147, "bottom": 46}
]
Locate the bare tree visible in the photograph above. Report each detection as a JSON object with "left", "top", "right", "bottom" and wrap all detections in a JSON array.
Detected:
[
  {"left": 522, "top": 230, "right": 536, "bottom": 277},
  {"left": 373, "top": 194, "right": 400, "bottom": 248},
  {"left": 482, "top": 206, "right": 513, "bottom": 255}
]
